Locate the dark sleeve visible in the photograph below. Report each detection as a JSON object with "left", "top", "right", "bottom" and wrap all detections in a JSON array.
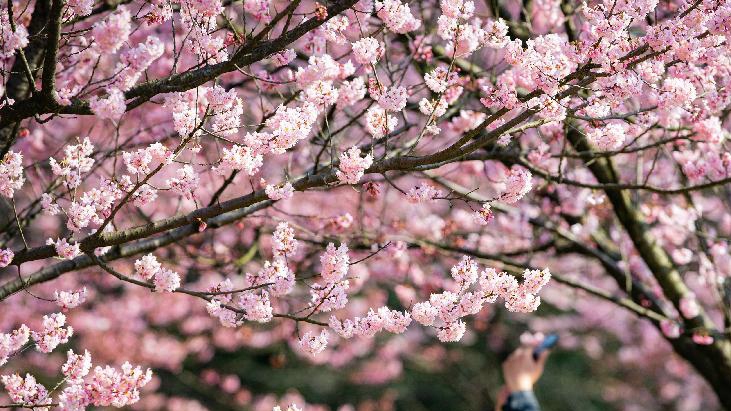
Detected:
[{"left": 501, "top": 391, "right": 541, "bottom": 411}]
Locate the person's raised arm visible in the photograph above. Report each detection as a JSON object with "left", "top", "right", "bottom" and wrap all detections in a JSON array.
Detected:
[{"left": 494, "top": 347, "right": 549, "bottom": 411}]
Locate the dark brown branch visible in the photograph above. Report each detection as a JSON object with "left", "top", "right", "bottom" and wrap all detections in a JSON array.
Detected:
[
  {"left": 0, "top": 0, "right": 360, "bottom": 128},
  {"left": 40, "top": 0, "right": 64, "bottom": 98}
]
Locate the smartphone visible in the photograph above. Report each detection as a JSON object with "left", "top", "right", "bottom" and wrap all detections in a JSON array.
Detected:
[{"left": 533, "top": 333, "right": 559, "bottom": 360}]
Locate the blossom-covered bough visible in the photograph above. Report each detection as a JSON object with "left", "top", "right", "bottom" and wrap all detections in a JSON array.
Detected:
[{"left": 1, "top": 0, "right": 731, "bottom": 409}]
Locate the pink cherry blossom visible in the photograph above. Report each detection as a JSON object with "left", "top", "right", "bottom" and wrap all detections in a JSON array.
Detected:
[
  {"left": 0, "top": 248, "right": 13, "bottom": 268},
  {"left": 680, "top": 294, "right": 701, "bottom": 319},
  {"left": 239, "top": 291, "right": 273, "bottom": 323},
  {"left": 0, "top": 9, "right": 28, "bottom": 59},
  {"left": 587, "top": 123, "right": 627, "bottom": 151},
  {"left": 378, "top": 307, "right": 412, "bottom": 333},
  {"left": 299, "top": 330, "right": 329, "bottom": 355},
  {"left": 49, "top": 138, "right": 95, "bottom": 189},
  {"left": 329, "top": 316, "right": 356, "bottom": 339},
  {"left": 310, "top": 280, "right": 350, "bottom": 313},
  {"left": 418, "top": 97, "right": 448, "bottom": 117},
  {"left": 441, "top": 0, "right": 475, "bottom": 19},
  {"left": 661, "top": 320, "right": 682, "bottom": 339},
  {"left": 352, "top": 37, "right": 384, "bottom": 65},
  {"left": 337, "top": 147, "right": 373, "bottom": 184},
  {"left": 273, "top": 404, "right": 304, "bottom": 411},
  {"left": 272, "top": 222, "right": 298, "bottom": 258},
  {"left": 205, "top": 85, "right": 243, "bottom": 135},
  {"left": 449, "top": 110, "right": 486, "bottom": 133},
  {"left": 424, "top": 67, "right": 451, "bottom": 93},
  {"left": 167, "top": 165, "right": 200, "bottom": 199},
  {"left": 0, "top": 151, "right": 24, "bottom": 198},
  {"left": 324, "top": 15, "right": 350, "bottom": 44},
  {"left": 365, "top": 106, "right": 398, "bottom": 137},
  {"left": 243, "top": 0, "right": 270, "bottom": 22},
  {"left": 31, "top": 313, "right": 73, "bottom": 353},
  {"left": 0, "top": 325, "right": 30, "bottom": 366},
  {"left": 337, "top": 77, "right": 367, "bottom": 108},
  {"left": 353, "top": 309, "right": 385, "bottom": 337},
  {"left": 406, "top": 183, "right": 442, "bottom": 203},
  {"left": 54, "top": 288, "right": 87, "bottom": 311},
  {"left": 153, "top": 268, "right": 181, "bottom": 292},
  {"left": 303, "top": 80, "right": 340, "bottom": 107},
  {"left": 82, "top": 362, "right": 152, "bottom": 407},
  {"left": 46, "top": 238, "right": 81, "bottom": 260},
  {"left": 266, "top": 102, "right": 319, "bottom": 153},
  {"left": 473, "top": 203, "right": 494, "bottom": 225},
  {"left": 451, "top": 256, "right": 479, "bottom": 287},
  {"left": 3, "top": 1, "right": 731, "bottom": 408},
  {"left": 693, "top": 117, "right": 725, "bottom": 144},
  {"left": 164, "top": 89, "right": 204, "bottom": 137},
  {"left": 114, "top": 37, "right": 165, "bottom": 91},
  {"left": 375, "top": 0, "right": 421, "bottom": 33},
  {"left": 1, "top": 373, "right": 52, "bottom": 409},
  {"left": 320, "top": 243, "right": 350, "bottom": 283},
  {"left": 91, "top": 7, "right": 131, "bottom": 53},
  {"left": 437, "top": 320, "right": 466, "bottom": 342},
  {"left": 377, "top": 86, "right": 408, "bottom": 112},
  {"left": 266, "top": 182, "right": 295, "bottom": 200},
  {"left": 62, "top": 349, "right": 92, "bottom": 383},
  {"left": 500, "top": 166, "right": 533, "bottom": 204},
  {"left": 411, "top": 302, "right": 439, "bottom": 326},
  {"left": 134, "top": 254, "right": 162, "bottom": 280},
  {"left": 271, "top": 49, "right": 296, "bottom": 67}
]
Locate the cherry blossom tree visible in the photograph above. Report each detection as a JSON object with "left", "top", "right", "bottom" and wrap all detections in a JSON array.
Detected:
[{"left": 1, "top": 0, "right": 731, "bottom": 409}]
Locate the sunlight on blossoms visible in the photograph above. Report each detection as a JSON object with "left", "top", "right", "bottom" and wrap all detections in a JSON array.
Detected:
[{"left": 1, "top": 0, "right": 731, "bottom": 409}]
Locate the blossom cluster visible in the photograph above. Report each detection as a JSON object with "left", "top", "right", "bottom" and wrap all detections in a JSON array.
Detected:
[
  {"left": 49, "top": 138, "right": 95, "bottom": 190},
  {"left": 328, "top": 258, "right": 550, "bottom": 344},
  {"left": 407, "top": 183, "right": 443, "bottom": 203},
  {"left": 134, "top": 254, "right": 182, "bottom": 292},
  {"left": 47, "top": 238, "right": 81, "bottom": 260},
  {"left": 2, "top": 346, "right": 152, "bottom": 411},
  {"left": 265, "top": 182, "right": 295, "bottom": 201},
  {"left": 500, "top": 166, "right": 533, "bottom": 204},
  {"left": 375, "top": 0, "right": 421, "bottom": 33},
  {"left": 30, "top": 313, "right": 74, "bottom": 353},
  {"left": 437, "top": 0, "right": 509, "bottom": 57},
  {"left": 54, "top": 288, "right": 88, "bottom": 311},
  {"left": 0, "top": 151, "right": 24, "bottom": 198},
  {"left": 337, "top": 147, "right": 374, "bottom": 185},
  {"left": 206, "top": 223, "right": 299, "bottom": 327},
  {"left": 5, "top": 0, "right": 731, "bottom": 407},
  {"left": 0, "top": 9, "right": 28, "bottom": 59},
  {"left": 0, "top": 325, "right": 30, "bottom": 367}
]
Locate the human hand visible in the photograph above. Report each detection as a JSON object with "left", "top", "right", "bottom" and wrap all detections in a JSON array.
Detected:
[{"left": 501, "top": 346, "right": 549, "bottom": 393}]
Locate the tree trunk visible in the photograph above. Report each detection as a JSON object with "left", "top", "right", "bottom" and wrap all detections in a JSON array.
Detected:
[{"left": 566, "top": 126, "right": 731, "bottom": 409}]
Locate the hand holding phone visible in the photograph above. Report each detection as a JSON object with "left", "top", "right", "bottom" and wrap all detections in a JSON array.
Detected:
[{"left": 532, "top": 333, "right": 559, "bottom": 361}]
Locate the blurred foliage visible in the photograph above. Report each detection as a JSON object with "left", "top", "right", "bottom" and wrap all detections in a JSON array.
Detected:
[{"left": 154, "top": 326, "right": 617, "bottom": 411}]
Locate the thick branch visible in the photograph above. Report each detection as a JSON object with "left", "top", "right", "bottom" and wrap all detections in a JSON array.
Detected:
[
  {"left": 565, "top": 125, "right": 731, "bottom": 405},
  {"left": 0, "top": 0, "right": 360, "bottom": 128},
  {"left": 40, "top": 0, "right": 64, "bottom": 98},
  {"left": 0, "top": 0, "right": 52, "bottom": 154},
  {"left": 0, "top": 201, "right": 272, "bottom": 300}
]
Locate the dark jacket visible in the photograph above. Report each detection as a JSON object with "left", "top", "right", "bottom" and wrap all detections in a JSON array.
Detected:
[{"left": 502, "top": 391, "right": 540, "bottom": 411}]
